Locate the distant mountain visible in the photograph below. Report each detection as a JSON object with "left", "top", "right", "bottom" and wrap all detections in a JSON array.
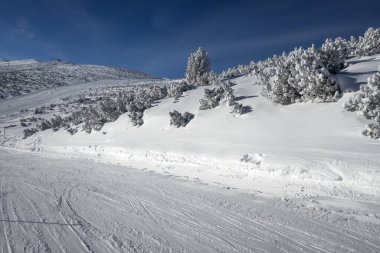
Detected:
[{"left": 0, "top": 59, "right": 158, "bottom": 100}]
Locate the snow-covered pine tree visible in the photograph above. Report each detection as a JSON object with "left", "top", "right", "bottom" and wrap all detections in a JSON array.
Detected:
[{"left": 185, "top": 47, "right": 211, "bottom": 86}]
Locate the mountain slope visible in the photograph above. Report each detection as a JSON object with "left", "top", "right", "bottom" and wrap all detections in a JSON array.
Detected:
[
  {"left": 3, "top": 54, "right": 376, "bottom": 199},
  {"left": 0, "top": 59, "right": 158, "bottom": 100}
]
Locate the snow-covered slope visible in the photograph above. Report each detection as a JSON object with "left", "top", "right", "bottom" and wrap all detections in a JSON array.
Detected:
[
  {"left": 0, "top": 59, "right": 39, "bottom": 66},
  {"left": 1, "top": 55, "right": 380, "bottom": 253},
  {"left": 4, "top": 55, "right": 377, "bottom": 200},
  {"left": 0, "top": 59, "right": 158, "bottom": 100}
]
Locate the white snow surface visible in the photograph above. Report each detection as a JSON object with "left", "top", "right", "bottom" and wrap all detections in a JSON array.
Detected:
[
  {"left": 1, "top": 56, "right": 380, "bottom": 252},
  {"left": 1, "top": 148, "right": 380, "bottom": 252}
]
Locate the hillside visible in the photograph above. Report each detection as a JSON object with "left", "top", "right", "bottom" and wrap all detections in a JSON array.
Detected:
[
  {"left": 0, "top": 55, "right": 380, "bottom": 252},
  {"left": 0, "top": 54, "right": 376, "bottom": 198},
  {"left": 0, "top": 59, "right": 158, "bottom": 100}
]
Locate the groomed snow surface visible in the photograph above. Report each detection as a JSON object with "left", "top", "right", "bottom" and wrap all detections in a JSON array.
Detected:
[
  {"left": 1, "top": 56, "right": 380, "bottom": 252},
  {"left": 1, "top": 148, "right": 380, "bottom": 252}
]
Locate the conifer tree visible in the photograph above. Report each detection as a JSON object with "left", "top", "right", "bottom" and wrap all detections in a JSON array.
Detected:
[{"left": 185, "top": 47, "right": 211, "bottom": 85}]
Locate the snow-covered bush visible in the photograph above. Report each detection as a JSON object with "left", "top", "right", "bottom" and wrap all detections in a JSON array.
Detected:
[
  {"left": 199, "top": 83, "right": 234, "bottom": 110},
  {"left": 225, "top": 27, "right": 380, "bottom": 105},
  {"left": 355, "top": 27, "right": 380, "bottom": 56},
  {"left": 345, "top": 67, "right": 380, "bottom": 119},
  {"left": 81, "top": 85, "right": 170, "bottom": 130},
  {"left": 35, "top": 115, "right": 66, "bottom": 132},
  {"left": 99, "top": 98, "right": 124, "bottom": 122},
  {"left": 34, "top": 107, "right": 45, "bottom": 114},
  {"left": 37, "top": 119, "right": 52, "bottom": 131},
  {"left": 254, "top": 53, "right": 296, "bottom": 104},
  {"left": 65, "top": 111, "right": 86, "bottom": 127},
  {"left": 230, "top": 102, "right": 252, "bottom": 115},
  {"left": 319, "top": 39, "right": 347, "bottom": 74},
  {"left": 344, "top": 67, "right": 380, "bottom": 138},
  {"left": 205, "top": 71, "right": 220, "bottom": 85},
  {"left": 362, "top": 122, "right": 380, "bottom": 139},
  {"left": 186, "top": 47, "right": 211, "bottom": 85},
  {"left": 167, "top": 81, "right": 193, "bottom": 99},
  {"left": 144, "top": 86, "right": 168, "bottom": 102},
  {"left": 240, "top": 153, "right": 264, "bottom": 166},
  {"left": 198, "top": 81, "right": 251, "bottom": 114},
  {"left": 169, "top": 110, "right": 194, "bottom": 127},
  {"left": 50, "top": 115, "right": 64, "bottom": 131},
  {"left": 126, "top": 101, "right": 146, "bottom": 126},
  {"left": 255, "top": 46, "right": 341, "bottom": 104},
  {"left": 23, "top": 128, "right": 38, "bottom": 139},
  {"left": 220, "top": 61, "right": 256, "bottom": 79},
  {"left": 20, "top": 122, "right": 29, "bottom": 127},
  {"left": 79, "top": 96, "right": 130, "bottom": 133},
  {"left": 22, "top": 81, "right": 197, "bottom": 137},
  {"left": 66, "top": 127, "right": 78, "bottom": 135},
  {"left": 82, "top": 107, "right": 106, "bottom": 133}
]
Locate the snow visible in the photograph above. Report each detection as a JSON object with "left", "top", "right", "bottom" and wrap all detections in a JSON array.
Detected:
[
  {"left": 0, "top": 59, "right": 157, "bottom": 100},
  {"left": 0, "top": 59, "right": 39, "bottom": 66},
  {"left": 1, "top": 55, "right": 380, "bottom": 252},
  {"left": 1, "top": 148, "right": 380, "bottom": 252},
  {"left": 337, "top": 55, "right": 380, "bottom": 91}
]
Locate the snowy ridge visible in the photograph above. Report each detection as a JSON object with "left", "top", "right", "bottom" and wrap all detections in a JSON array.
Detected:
[
  {"left": 0, "top": 59, "right": 39, "bottom": 66},
  {"left": 0, "top": 59, "right": 158, "bottom": 100}
]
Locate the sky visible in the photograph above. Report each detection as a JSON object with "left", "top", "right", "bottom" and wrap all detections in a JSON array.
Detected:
[{"left": 0, "top": 0, "right": 379, "bottom": 78}]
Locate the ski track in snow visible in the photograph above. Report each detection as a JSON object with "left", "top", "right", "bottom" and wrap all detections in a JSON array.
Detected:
[{"left": 0, "top": 148, "right": 380, "bottom": 253}]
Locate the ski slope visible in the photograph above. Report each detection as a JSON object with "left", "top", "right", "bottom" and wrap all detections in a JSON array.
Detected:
[{"left": 1, "top": 148, "right": 380, "bottom": 253}]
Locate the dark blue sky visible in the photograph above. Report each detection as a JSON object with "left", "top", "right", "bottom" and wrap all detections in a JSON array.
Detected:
[{"left": 0, "top": 0, "right": 379, "bottom": 78}]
